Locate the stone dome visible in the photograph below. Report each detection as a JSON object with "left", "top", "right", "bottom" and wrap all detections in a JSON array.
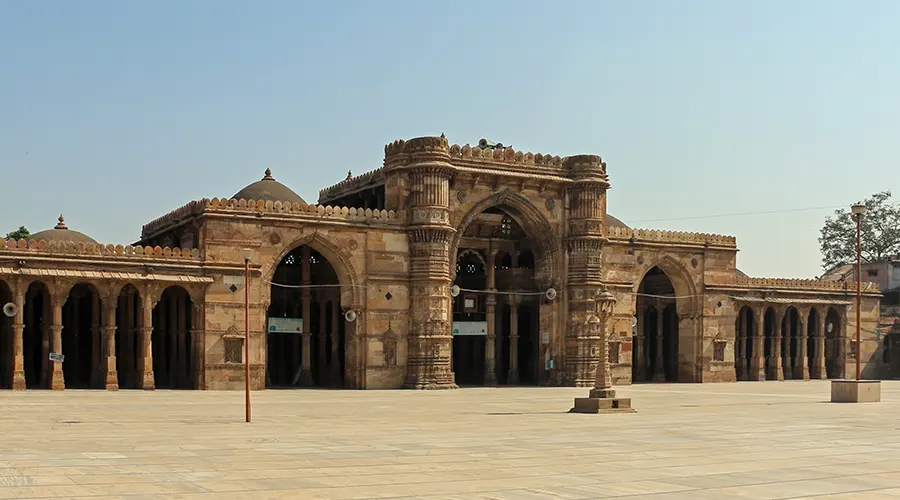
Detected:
[
  {"left": 30, "top": 215, "right": 98, "bottom": 244},
  {"left": 233, "top": 168, "right": 306, "bottom": 204},
  {"left": 607, "top": 214, "right": 629, "bottom": 229}
]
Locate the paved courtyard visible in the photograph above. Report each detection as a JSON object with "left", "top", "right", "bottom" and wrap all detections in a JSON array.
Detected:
[{"left": 1, "top": 381, "right": 900, "bottom": 499}]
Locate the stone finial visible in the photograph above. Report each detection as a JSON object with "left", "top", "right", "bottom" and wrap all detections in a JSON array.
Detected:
[
  {"left": 346, "top": 171, "right": 353, "bottom": 180},
  {"left": 54, "top": 215, "right": 68, "bottom": 230},
  {"left": 262, "top": 168, "right": 274, "bottom": 180}
]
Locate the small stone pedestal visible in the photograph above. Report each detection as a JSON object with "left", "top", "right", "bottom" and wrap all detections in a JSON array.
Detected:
[
  {"left": 570, "top": 388, "right": 636, "bottom": 414},
  {"left": 831, "top": 380, "right": 881, "bottom": 403}
]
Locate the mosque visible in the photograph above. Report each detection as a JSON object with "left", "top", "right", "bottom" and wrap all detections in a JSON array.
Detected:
[{"left": 0, "top": 135, "right": 885, "bottom": 390}]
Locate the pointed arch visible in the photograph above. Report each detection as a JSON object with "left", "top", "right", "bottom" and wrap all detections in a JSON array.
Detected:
[
  {"left": 450, "top": 189, "right": 559, "bottom": 289},
  {"left": 632, "top": 256, "right": 699, "bottom": 317},
  {"left": 264, "top": 232, "right": 362, "bottom": 309}
]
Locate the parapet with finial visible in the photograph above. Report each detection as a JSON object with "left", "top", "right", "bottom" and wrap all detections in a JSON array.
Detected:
[
  {"left": 318, "top": 167, "right": 386, "bottom": 202},
  {"left": 607, "top": 226, "right": 737, "bottom": 248},
  {"left": 726, "top": 275, "right": 881, "bottom": 293},
  {"left": 141, "top": 195, "right": 402, "bottom": 240},
  {"left": 1, "top": 237, "right": 202, "bottom": 261},
  {"left": 383, "top": 136, "right": 452, "bottom": 169}
]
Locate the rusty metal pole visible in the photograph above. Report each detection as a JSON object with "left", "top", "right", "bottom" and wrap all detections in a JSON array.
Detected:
[
  {"left": 245, "top": 257, "right": 251, "bottom": 423},
  {"left": 855, "top": 212, "right": 862, "bottom": 381}
]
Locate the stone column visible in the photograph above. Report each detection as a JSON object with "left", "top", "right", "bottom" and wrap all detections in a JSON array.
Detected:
[
  {"left": 91, "top": 292, "right": 101, "bottom": 388},
  {"left": 634, "top": 308, "right": 645, "bottom": 382},
  {"left": 330, "top": 298, "right": 341, "bottom": 385},
  {"left": 840, "top": 307, "right": 849, "bottom": 379},
  {"left": 192, "top": 302, "right": 205, "bottom": 390},
  {"left": 751, "top": 307, "right": 766, "bottom": 381},
  {"left": 795, "top": 309, "right": 809, "bottom": 380},
  {"left": 176, "top": 296, "right": 187, "bottom": 389},
  {"left": 507, "top": 295, "right": 521, "bottom": 385},
  {"left": 11, "top": 287, "right": 26, "bottom": 391},
  {"left": 484, "top": 295, "right": 498, "bottom": 386},
  {"left": 395, "top": 136, "right": 456, "bottom": 389},
  {"left": 589, "top": 291, "right": 617, "bottom": 398},
  {"left": 299, "top": 245, "right": 314, "bottom": 386},
  {"left": 139, "top": 293, "right": 155, "bottom": 390},
  {"left": 49, "top": 287, "right": 67, "bottom": 391},
  {"left": 768, "top": 308, "right": 784, "bottom": 381},
  {"left": 815, "top": 313, "right": 827, "bottom": 379},
  {"left": 563, "top": 154, "right": 609, "bottom": 387},
  {"left": 318, "top": 300, "right": 327, "bottom": 383},
  {"left": 784, "top": 312, "right": 793, "bottom": 380},
  {"left": 653, "top": 307, "right": 665, "bottom": 382},
  {"left": 103, "top": 290, "right": 118, "bottom": 391}
]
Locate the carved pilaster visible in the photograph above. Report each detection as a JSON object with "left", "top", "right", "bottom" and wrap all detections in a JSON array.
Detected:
[
  {"left": 102, "top": 288, "right": 119, "bottom": 391},
  {"left": 400, "top": 136, "right": 457, "bottom": 389},
  {"left": 49, "top": 284, "right": 68, "bottom": 391},
  {"left": 140, "top": 291, "right": 156, "bottom": 391},
  {"left": 11, "top": 287, "right": 25, "bottom": 390}
]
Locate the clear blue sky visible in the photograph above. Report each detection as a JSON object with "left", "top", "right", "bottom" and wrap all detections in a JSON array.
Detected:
[{"left": 1, "top": 1, "right": 897, "bottom": 278}]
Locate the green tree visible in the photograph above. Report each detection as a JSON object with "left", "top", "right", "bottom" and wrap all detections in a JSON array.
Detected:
[
  {"left": 819, "top": 191, "right": 900, "bottom": 270},
  {"left": 4, "top": 226, "right": 29, "bottom": 241}
]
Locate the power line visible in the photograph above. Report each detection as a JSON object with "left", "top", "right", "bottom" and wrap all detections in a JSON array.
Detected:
[{"left": 625, "top": 204, "right": 847, "bottom": 224}]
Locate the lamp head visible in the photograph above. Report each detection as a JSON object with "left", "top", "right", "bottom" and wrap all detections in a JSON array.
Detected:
[
  {"left": 241, "top": 248, "right": 254, "bottom": 263},
  {"left": 851, "top": 203, "right": 867, "bottom": 217}
]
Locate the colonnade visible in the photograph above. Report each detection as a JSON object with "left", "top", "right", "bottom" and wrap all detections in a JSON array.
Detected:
[
  {"left": 2, "top": 279, "right": 199, "bottom": 391},
  {"left": 632, "top": 300, "right": 678, "bottom": 382},
  {"left": 734, "top": 304, "right": 846, "bottom": 381}
]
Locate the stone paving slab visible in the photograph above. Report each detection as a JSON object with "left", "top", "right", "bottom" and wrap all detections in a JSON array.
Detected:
[{"left": 1, "top": 380, "right": 900, "bottom": 499}]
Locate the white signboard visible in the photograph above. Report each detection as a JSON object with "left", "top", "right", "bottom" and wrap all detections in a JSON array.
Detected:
[
  {"left": 452, "top": 321, "right": 487, "bottom": 336},
  {"left": 49, "top": 352, "right": 65, "bottom": 363},
  {"left": 268, "top": 317, "right": 303, "bottom": 334}
]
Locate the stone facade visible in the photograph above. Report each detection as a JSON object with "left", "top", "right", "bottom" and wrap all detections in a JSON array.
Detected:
[{"left": 0, "top": 135, "right": 886, "bottom": 390}]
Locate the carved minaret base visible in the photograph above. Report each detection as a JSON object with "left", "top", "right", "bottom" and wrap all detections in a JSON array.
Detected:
[{"left": 571, "top": 290, "right": 635, "bottom": 414}]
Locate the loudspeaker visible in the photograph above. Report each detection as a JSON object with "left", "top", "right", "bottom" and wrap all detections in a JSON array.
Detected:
[
  {"left": 344, "top": 309, "right": 357, "bottom": 323},
  {"left": 2, "top": 302, "right": 16, "bottom": 318}
]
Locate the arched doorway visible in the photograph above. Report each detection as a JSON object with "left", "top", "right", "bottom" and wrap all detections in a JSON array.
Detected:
[
  {"left": 634, "top": 267, "right": 679, "bottom": 382},
  {"left": 61, "top": 283, "right": 101, "bottom": 389},
  {"left": 0, "top": 280, "right": 13, "bottom": 389},
  {"left": 23, "top": 281, "right": 50, "bottom": 389},
  {"left": 451, "top": 250, "right": 487, "bottom": 386},
  {"left": 151, "top": 286, "right": 194, "bottom": 389},
  {"left": 763, "top": 307, "right": 777, "bottom": 380},
  {"left": 824, "top": 307, "right": 843, "bottom": 379},
  {"left": 116, "top": 284, "right": 142, "bottom": 389},
  {"left": 451, "top": 206, "right": 543, "bottom": 387},
  {"left": 266, "top": 244, "right": 345, "bottom": 388},
  {"left": 734, "top": 306, "right": 755, "bottom": 381}
]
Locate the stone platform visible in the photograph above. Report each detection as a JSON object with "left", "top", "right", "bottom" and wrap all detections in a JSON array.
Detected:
[
  {"left": 2, "top": 381, "right": 900, "bottom": 499},
  {"left": 831, "top": 379, "right": 882, "bottom": 402}
]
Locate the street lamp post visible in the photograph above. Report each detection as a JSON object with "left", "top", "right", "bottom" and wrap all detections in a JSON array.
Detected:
[
  {"left": 242, "top": 248, "right": 254, "bottom": 423},
  {"left": 850, "top": 203, "right": 866, "bottom": 381},
  {"left": 570, "top": 289, "right": 635, "bottom": 414}
]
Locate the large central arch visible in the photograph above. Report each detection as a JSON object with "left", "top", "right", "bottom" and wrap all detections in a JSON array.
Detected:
[
  {"left": 448, "top": 190, "right": 558, "bottom": 387},
  {"left": 263, "top": 233, "right": 361, "bottom": 389}
]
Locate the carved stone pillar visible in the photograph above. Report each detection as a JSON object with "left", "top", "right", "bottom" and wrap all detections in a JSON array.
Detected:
[
  {"left": 299, "top": 245, "right": 313, "bottom": 386},
  {"left": 484, "top": 295, "right": 498, "bottom": 386},
  {"left": 393, "top": 136, "right": 456, "bottom": 389},
  {"left": 768, "top": 308, "right": 784, "bottom": 381},
  {"left": 507, "top": 295, "right": 521, "bottom": 385},
  {"left": 103, "top": 289, "right": 118, "bottom": 391},
  {"left": 12, "top": 287, "right": 25, "bottom": 391},
  {"left": 840, "top": 307, "right": 849, "bottom": 379},
  {"left": 751, "top": 307, "right": 766, "bottom": 381},
  {"left": 796, "top": 308, "right": 810, "bottom": 380},
  {"left": 140, "top": 293, "right": 155, "bottom": 390},
  {"left": 653, "top": 308, "right": 665, "bottom": 382},
  {"left": 176, "top": 296, "right": 187, "bottom": 388},
  {"left": 784, "top": 312, "right": 793, "bottom": 380},
  {"left": 192, "top": 301, "right": 205, "bottom": 390},
  {"left": 330, "top": 298, "right": 341, "bottom": 385},
  {"left": 563, "top": 154, "right": 609, "bottom": 387},
  {"left": 815, "top": 313, "right": 826, "bottom": 379},
  {"left": 49, "top": 287, "right": 67, "bottom": 391}
]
